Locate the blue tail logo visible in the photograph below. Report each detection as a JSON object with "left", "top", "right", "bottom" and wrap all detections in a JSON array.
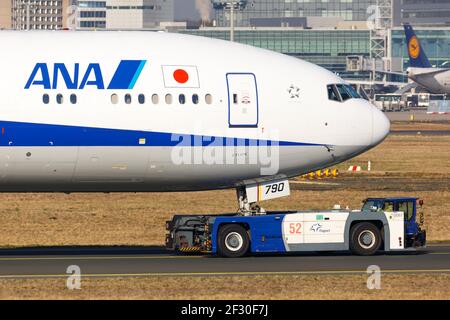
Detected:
[{"left": 404, "top": 24, "right": 432, "bottom": 68}]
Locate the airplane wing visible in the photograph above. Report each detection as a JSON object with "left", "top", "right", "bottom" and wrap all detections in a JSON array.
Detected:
[{"left": 394, "top": 82, "right": 418, "bottom": 95}]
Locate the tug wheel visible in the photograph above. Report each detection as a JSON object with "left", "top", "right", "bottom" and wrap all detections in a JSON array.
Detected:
[
  {"left": 217, "top": 224, "right": 250, "bottom": 258},
  {"left": 350, "top": 222, "right": 382, "bottom": 256}
]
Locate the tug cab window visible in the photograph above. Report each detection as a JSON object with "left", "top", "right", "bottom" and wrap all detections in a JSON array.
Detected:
[
  {"left": 397, "top": 201, "right": 414, "bottom": 221},
  {"left": 383, "top": 201, "right": 394, "bottom": 212}
]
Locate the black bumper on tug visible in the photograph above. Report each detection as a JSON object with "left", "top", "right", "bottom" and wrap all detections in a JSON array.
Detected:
[
  {"left": 416, "top": 229, "right": 427, "bottom": 247},
  {"left": 406, "top": 229, "right": 427, "bottom": 248}
]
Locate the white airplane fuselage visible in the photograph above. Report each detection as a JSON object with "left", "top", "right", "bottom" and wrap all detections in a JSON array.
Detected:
[
  {"left": 407, "top": 67, "right": 450, "bottom": 94},
  {"left": 0, "top": 31, "right": 390, "bottom": 192}
]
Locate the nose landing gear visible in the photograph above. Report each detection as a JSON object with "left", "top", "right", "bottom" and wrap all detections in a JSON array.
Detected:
[{"left": 236, "top": 178, "right": 291, "bottom": 216}]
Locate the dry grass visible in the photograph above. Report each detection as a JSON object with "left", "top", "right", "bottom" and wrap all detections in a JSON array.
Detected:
[
  {"left": 1, "top": 274, "right": 449, "bottom": 300},
  {"left": 335, "top": 135, "right": 450, "bottom": 173},
  {"left": 391, "top": 121, "right": 450, "bottom": 132}
]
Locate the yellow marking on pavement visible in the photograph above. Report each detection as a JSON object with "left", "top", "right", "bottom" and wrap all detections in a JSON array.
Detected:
[
  {"left": 0, "top": 255, "right": 205, "bottom": 262},
  {"left": 1, "top": 269, "right": 450, "bottom": 279}
]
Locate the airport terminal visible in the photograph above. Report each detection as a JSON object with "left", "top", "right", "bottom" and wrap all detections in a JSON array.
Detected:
[{"left": 0, "top": 0, "right": 448, "bottom": 302}]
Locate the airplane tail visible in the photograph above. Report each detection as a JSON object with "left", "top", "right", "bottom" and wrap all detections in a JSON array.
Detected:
[{"left": 404, "top": 24, "right": 432, "bottom": 68}]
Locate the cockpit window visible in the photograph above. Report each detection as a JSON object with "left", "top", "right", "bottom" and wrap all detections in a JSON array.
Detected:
[
  {"left": 359, "top": 88, "right": 369, "bottom": 101},
  {"left": 327, "top": 84, "right": 363, "bottom": 103},
  {"left": 344, "top": 84, "right": 361, "bottom": 99},
  {"left": 327, "top": 85, "right": 340, "bottom": 102},
  {"left": 336, "top": 84, "right": 352, "bottom": 101}
]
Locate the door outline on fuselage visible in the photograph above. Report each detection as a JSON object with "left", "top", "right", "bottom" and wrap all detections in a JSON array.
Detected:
[{"left": 226, "top": 73, "right": 259, "bottom": 128}]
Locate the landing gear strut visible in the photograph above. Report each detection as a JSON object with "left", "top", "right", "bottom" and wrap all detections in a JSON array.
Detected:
[{"left": 236, "top": 186, "right": 266, "bottom": 216}]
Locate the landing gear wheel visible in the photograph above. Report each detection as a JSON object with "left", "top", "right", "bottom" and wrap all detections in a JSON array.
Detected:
[
  {"left": 217, "top": 224, "right": 250, "bottom": 258},
  {"left": 350, "top": 222, "right": 382, "bottom": 256}
]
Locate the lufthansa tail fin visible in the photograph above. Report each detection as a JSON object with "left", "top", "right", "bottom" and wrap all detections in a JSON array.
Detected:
[{"left": 404, "top": 24, "right": 432, "bottom": 68}]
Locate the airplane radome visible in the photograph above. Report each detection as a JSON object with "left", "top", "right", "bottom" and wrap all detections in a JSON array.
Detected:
[{"left": 0, "top": 31, "right": 390, "bottom": 193}]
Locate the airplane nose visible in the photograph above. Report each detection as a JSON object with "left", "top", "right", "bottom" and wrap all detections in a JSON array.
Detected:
[{"left": 372, "top": 107, "right": 390, "bottom": 146}]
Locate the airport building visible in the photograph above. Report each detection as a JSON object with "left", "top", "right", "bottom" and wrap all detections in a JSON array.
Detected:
[
  {"left": 0, "top": 2, "right": 12, "bottom": 29},
  {"left": 179, "top": 26, "right": 450, "bottom": 76},
  {"left": 76, "top": 0, "right": 107, "bottom": 29},
  {"left": 0, "top": 0, "right": 71, "bottom": 30},
  {"left": 211, "top": 0, "right": 377, "bottom": 28},
  {"left": 211, "top": 0, "right": 450, "bottom": 28},
  {"left": 393, "top": 0, "right": 450, "bottom": 27},
  {"left": 106, "top": 0, "right": 173, "bottom": 29},
  {"left": 180, "top": 27, "right": 370, "bottom": 76},
  {"left": 76, "top": 0, "right": 201, "bottom": 30},
  {"left": 178, "top": 0, "right": 450, "bottom": 84}
]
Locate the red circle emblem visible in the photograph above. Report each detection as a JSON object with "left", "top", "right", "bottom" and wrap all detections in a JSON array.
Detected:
[{"left": 173, "top": 69, "right": 189, "bottom": 84}]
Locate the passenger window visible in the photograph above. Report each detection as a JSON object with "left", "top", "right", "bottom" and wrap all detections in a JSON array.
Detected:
[
  {"left": 205, "top": 94, "right": 213, "bottom": 105},
  {"left": 43, "top": 94, "right": 50, "bottom": 104},
  {"left": 336, "top": 85, "right": 351, "bottom": 101},
  {"left": 327, "top": 85, "right": 340, "bottom": 102},
  {"left": 125, "top": 94, "right": 132, "bottom": 104},
  {"left": 56, "top": 94, "right": 64, "bottom": 104},
  {"left": 111, "top": 94, "right": 119, "bottom": 104},
  {"left": 152, "top": 94, "right": 159, "bottom": 104},
  {"left": 192, "top": 94, "right": 199, "bottom": 105},
  {"left": 138, "top": 94, "right": 145, "bottom": 104},
  {"left": 179, "top": 94, "right": 186, "bottom": 105},
  {"left": 70, "top": 94, "right": 77, "bottom": 104},
  {"left": 165, "top": 94, "right": 173, "bottom": 104}
]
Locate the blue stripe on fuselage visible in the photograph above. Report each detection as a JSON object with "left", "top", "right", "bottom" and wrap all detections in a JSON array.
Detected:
[{"left": 0, "top": 120, "right": 323, "bottom": 147}]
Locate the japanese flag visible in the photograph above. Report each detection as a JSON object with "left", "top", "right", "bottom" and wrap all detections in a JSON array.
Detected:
[{"left": 162, "top": 65, "right": 200, "bottom": 88}]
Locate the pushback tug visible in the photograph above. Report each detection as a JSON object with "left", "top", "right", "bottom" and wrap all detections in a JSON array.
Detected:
[{"left": 166, "top": 195, "right": 426, "bottom": 258}]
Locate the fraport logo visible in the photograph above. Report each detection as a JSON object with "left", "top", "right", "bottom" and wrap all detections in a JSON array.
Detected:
[
  {"left": 24, "top": 60, "right": 147, "bottom": 90},
  {"left": 310, "top": 223, "right": 331, "bottom": 233}
]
